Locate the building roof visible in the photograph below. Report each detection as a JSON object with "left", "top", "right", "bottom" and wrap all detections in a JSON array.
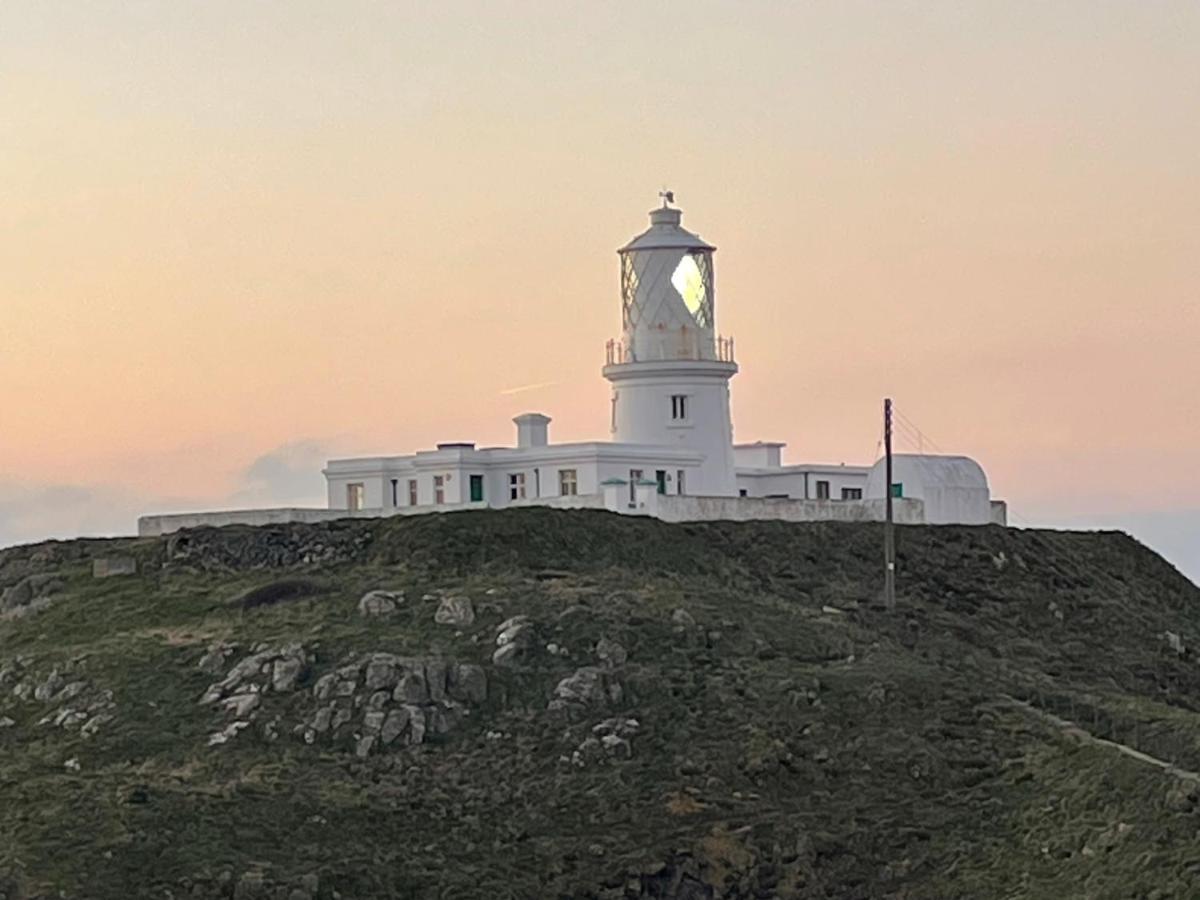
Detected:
[{"left": 619, "top": 206, "right": 716, "bottom": 253}]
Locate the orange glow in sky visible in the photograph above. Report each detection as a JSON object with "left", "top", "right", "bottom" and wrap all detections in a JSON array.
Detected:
[{"left": 1, "top": 3, "right": 1197, "bottom": 575}]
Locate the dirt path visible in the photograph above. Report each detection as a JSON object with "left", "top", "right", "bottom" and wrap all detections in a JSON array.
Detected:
[{"left": 1003, "top": 695, "right": 1200, "bottom": 784}]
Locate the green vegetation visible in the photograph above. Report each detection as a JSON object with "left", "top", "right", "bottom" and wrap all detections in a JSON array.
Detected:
[{"left": 1, "top": 509, "right": 1198, "bottom": 899}]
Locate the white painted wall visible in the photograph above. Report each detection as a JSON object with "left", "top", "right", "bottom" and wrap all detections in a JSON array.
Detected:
[{"left": 864, "top": 454, "right": 993, "bottom": 525}]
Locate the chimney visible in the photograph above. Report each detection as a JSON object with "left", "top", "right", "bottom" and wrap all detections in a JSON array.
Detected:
[{"left": 514, "top": 413, "right": 551, "bottom": 448}]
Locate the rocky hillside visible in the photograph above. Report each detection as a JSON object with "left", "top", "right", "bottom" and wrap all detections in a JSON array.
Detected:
[{"left": 1, "top": 509, "right": 1199, "bottom": 899}]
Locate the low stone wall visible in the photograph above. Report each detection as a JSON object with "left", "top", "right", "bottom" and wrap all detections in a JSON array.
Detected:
[
  {"left": 138, "top": 493, "right": 926, "bottom": 538},
  {"left": 138, "top": 508, "right": 352, "bottom": 537},
  {"left": 651, "top": 495, "right": 926, "bottom": 525}
]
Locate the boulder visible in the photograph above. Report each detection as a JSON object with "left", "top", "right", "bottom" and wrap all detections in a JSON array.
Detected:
[
  {"left": 271, "top": 656, "right": 305, "bottom": 693},
  {"left": 550, "top": 667, "right": 622, "bottom": 713},
  {"left": 393, "top": 669, "right": 428, "bottom": 704},
  {"left": 364, "top": 659, "right": 399, "bottom": 691},
  {"left": 358, "top": 590, "right": 403, "bottom": 617},
  {"left": 596, "top": 637, "right": 628, "bottom": 668},
  {"left": 380, "top": 707, "right": 411, "bottom": 745},
  {"left": 448, "top": 664, "right": 487, "bottom": 703},
  {"left": 435, "top": 596, "right": 475, "bottom": 626},
  {"left": 92, "top": 557, "right": 136, "bottom": 578}
]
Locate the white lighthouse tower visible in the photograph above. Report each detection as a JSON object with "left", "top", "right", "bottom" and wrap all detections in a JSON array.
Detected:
[{"left": 603, "top": 194, "right": 739, "bottom": 496}]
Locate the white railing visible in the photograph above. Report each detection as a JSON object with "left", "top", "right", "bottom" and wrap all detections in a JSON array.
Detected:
[{"left": 605, "top": 335, "right": 735, "bottom": 365}]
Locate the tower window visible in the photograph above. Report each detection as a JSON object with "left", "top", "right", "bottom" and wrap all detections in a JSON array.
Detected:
[
  {"left": 407, "top": 479, "right": 418, "bottom": 506},
  {"left": 346, "top": 483, "right": 364, "bottom": 512},
  {"left": 509, "top": 472, "right": 526, "bottom": 500},
  {"left": 815, "top": 480, "right": 830, "bottom": 500},
  {"left": 677, "top": 469, "right": 686, "bottom": 495},
  {"left": 389, "top": 478, "right": 399, "bottom": 507},
  {"left": 433, "top": 475, "right": 445, "bottom": 504},
  {"left": 670, "top": 394, "right": 689, "bottom": 421}
]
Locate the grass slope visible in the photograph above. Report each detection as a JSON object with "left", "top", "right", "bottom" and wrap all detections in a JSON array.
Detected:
[{"left": 0, "top": 509, "right": 1198, "bottom": 899}]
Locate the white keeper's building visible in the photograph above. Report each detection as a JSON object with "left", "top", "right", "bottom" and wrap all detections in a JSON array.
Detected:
[{"left": 138, "top": 198, "right": 1005, "bottom": 537}]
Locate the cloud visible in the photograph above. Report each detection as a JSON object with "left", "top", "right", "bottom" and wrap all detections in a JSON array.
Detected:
[
  {"left": 230, "top": 440, "right": 330, "bottom": 508},
  {"left": 0, "top": 481, "right": 145, "bottom": 548}
]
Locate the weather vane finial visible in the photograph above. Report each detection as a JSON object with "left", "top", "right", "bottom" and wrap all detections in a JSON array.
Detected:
[{"left": 659, "top": 188, "right": 675, "bottom": 207}]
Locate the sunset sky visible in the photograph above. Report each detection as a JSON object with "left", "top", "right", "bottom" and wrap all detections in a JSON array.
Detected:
[{"left": 2, "top": 3, "right": 1197, "bottom": 579}]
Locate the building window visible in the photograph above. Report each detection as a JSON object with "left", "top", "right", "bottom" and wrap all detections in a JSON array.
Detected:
[
  {"left": 390, "top": 478, "right": 399, "bottom": 507},
  {"left": 509, "top": 472, "right": 526, "bottom": 500},
  {"left": 739, "top": 488, "right": 748, "bottom": 497},
  {"left": 677, "top": 469, "right": 686, "bottom": 495},
  {"left": 670, "top": 394, "right": 688, "bottom": 421},
  {"left": 559, "top": 469, "right": 578, "bottom": 496},
  {"left": 629, "top": 469, "right": 642, "bottom": 504},
  {"left": 469, "top": 474, "right": 484, "bottom": 503},
  {"left": 841, "top": 487, "right": 862, "bottom": 500},
  {"left": 611, "top": 393, "right": 618, "bottom": 432},
  {"left": 655, "top": 470, "right": 667, "bottom": 495},
  {"left": 346, "top": 483, "right": 364, "bottom": 512},
  {"left": 891, "top": 482, "right": 904, "bottom": 498},
  {"left": 815, "top": 480, "right": 830, "bottom": 500},
  {"left": 407, "top": 479, "right": 418, "bottom": 506},
  {"left": 433, "top": 475, "right": 445, "bottom": 504}
]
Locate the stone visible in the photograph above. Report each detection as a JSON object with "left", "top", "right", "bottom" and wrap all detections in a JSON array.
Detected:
[
  {"left": 601, "top": 733, "right": 632, "bottom": 759},
  {"left": 381, "top": 707, "right": 411, "bottom": 745},
  {"left": 366, "top": 690, "right": 390, "bottom": 710},
  {"left": 334, "top": 680, "right": 357, "bottom": 698},
  {"left": 63, "top": 758, "right": 81, "bottom": 772},
  {"left": 435, "top": 595, "right": 475, "bottom": 626},
  {"left": 355, "top": 736, "right": 376, "bottom": 758},
  {"left": 406, "top": 706, "right": 427, "bottom": 745},
  {"left": 92, "top": 557, "right": 136, "bottom": 578},
  {"left": 310, "top": 707, "right": 334, "bottom": 734},
  {"left": 448, "top": 664, "right": 487, "bottom": 703},
  {"left": 424, "top": 658, "right": 448, "bottom": 702},
  {"left": 197, "top": 644, "right": 232, "bottom": 676},
  {"left": 671, "top": 608, "right": 697, "bottom": 628},
  {"left": 491, "top": 643, "right": 526, "bottom": 668},
  {"left": 80, "top": 713, "right": 113, "bottom": 737},
  {"left": 496, "top": 616, "right": 534, "bottom": 647},
  {"left": 1164, "top": 631, "right": 1186, "bottom": 656},
  {"left": 272, "top": 656, "right": 305, "bottom": 693},
  {"left": 550, "top": 667, "right": 612, "bottom": 711},
  {"left": 33, "top": 671, "right": 64, "bottom": 703},
  {"left": 393, "top": 670, "right": 428, "bottom": 704},
  {"left": 358, "top": 590, "right": 403, "bottom": 617},
  {"left": 312, "top": 673, "right": 338, "bottom": 700},
  {"left": 596, "top": 638, "right": 628, "bottom": 668},
  {"left": 363, "top": 710, "right": 385, "bottom": 735},
  {"left": 0, "top": 717, "right": 13, "bottom": 729},
  {"left": 221, "top": 693, "right": 261, "bottom": 718},
  {"left": 53, "top": 681, "right": 88, "bottom": 704},
  {"left": 364, "top": 660, "right": 398, "bottom": 691}
]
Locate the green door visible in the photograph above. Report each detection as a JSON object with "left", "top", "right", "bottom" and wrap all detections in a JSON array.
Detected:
[{"left": 470, "top": 475, "right": 484, "bottom": 503}]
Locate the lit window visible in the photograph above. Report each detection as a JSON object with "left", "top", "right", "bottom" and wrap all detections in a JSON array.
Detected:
[
  {"left": 671, "top": 253, "right": 707, "bottom": 322},
  {"left": 670, "top": 394, "right": 688, "bottom": 421},
  {"left": 434, "top": 475, "right": 445, "bottom": 504},
  {"left": 509, "top": 472, "right": 526, "bottom": 500},
  {"left": 559, "top": 469, "right": 578, "bottom": 496},
  {"left": 407, "top": 479, "right": 418, "bottom": 506},
  {"left": 841, "top": 487, "right": 862, "bottom": 500},
  {"left": 346, "top": 483, "right": 364, "bottom": 512},
  {"left": 816, "top": 480, "right": 830, "bottom": 500}
]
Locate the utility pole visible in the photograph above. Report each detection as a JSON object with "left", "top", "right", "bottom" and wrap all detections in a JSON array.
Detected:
[{"left": 884, "top": 398, "right": 896, "bottom": 610}]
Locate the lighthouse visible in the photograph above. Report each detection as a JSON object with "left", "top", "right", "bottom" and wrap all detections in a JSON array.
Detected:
[{"left": 603, "top": 195, "right": 739, "bottom": 496}]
